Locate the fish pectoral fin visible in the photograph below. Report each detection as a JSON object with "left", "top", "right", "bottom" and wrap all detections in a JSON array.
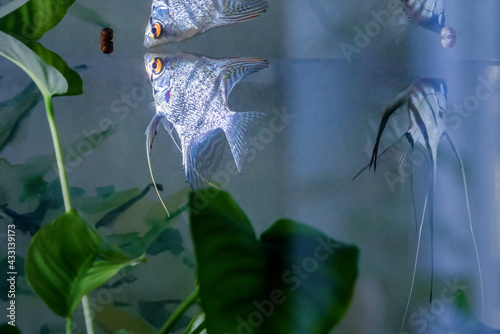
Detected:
[
  {"left": 161, "top": 118, "right": 182, "bottom": 153},
  {"left": 224, "top": 111, "right": 266, "bottom": 173},
  {"left": 217, "top": 0, "right": 268, "bottom": 24},
  {"left": 218, "top": 58, "right": 269, "bottom": 98},
  {"left": 370, "top": 91, "right": 409, "bottom": 170},
  {"left": 355, "top": 132, "right": 415, "bottom": 180}
]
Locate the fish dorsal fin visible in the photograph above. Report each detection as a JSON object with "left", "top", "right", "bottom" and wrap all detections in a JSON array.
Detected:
[
  {"left": 184, "top": 128, "right": 226, "bottom": 189},
  {"left": 218, "top": 0, "right": 268, "bottom": 23},
  {"left": 145, "top": 113, "right": 170, "bottom": 216},
  {"left": 218, "top": 58, "right": 269, "bottom": 99}
]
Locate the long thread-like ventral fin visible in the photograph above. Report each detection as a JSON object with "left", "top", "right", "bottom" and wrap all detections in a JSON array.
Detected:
[
  {"left": 146, "top": 114, "right": 170, "bottom": 217},
  {"left": 444, "top": 131, "right": 484, "bottom": 319}
]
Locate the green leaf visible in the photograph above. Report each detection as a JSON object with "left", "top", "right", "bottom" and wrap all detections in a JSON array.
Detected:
[
  {"left": 0, "top": 323, "right": 22, "bottom": 334},
  {"left": 23, "top": 39, "right": 82, "bottom": 96},
  {"left": 0, "top": 0, "right": 76, "bottom": 40},
  {"left": 26, "top": 210, "right": 145, "bottom": 317},
  {"left": 184, "top": 313, "right": 206, "bottom": 334},
  {"left": 0, "top": 0, "right": 29, "bottom": 19},
  {"left": 0, "top": 30, "right": 67, "bottom": 98},
  {"left": 190, "top": 189, "right": 359, "bottom": 334}
]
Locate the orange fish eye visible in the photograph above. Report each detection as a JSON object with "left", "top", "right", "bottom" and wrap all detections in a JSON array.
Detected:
[
  {"left": 150, "top": 58, "right": 164, "bottom": 75},
  {"left": 150, "top": 22, "right": 162, "bottom": 39}
]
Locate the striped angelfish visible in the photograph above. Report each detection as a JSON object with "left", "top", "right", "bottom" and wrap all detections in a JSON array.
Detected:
[{"left": 355, "top": 78, "right": 483, "bottom": 331}]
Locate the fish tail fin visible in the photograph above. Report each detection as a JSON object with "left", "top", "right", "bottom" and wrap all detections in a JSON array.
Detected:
[
  {"left": 146, "top": 114, "right": 170, "bottom": 217},
  {"left": 218, "top": 0, "right": 268, "bottom": 24},
  {"left": 401, "top": 193, "right": 429, "bottom": 332},
  {"left": 353, "top": 132, "right": 414, "bottom": 180},
  {"left": 444, "top": 131, "right": 484, "bottom": 319},
  {"left": 223, "top": 111, "right": 265, "bottom": 173}
]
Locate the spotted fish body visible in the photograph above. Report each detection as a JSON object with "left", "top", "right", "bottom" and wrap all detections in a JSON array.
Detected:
[
  {"left": 355, "top": 78, "right": 483, "bottom": 331},
  {"left": 144, "top": 52, "right": 268, "bottom": 189},
  {"left": 144, "top": 0, "right": 268, "bottom": 47}
]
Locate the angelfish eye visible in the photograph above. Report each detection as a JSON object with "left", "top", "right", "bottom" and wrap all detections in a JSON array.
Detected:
[
  {"left": 150, "top": 22, "right": 163, "bottom": 39},
  {"left": 150, "top": 58, "right": 164, "bottom": 75}
]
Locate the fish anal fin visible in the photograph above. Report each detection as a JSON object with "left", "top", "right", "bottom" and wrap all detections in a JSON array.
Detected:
[
  {"left": 184, "top": 129, "right": 226, "bottom": 189},
  {"left": 223, "top": 111, "right": 265, "bottom": 173},
  {"left": 218, "top": 0, "right": 268, "bottom": 24}
]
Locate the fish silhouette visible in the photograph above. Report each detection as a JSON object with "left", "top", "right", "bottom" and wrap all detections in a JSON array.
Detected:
[
  {"left": 144, "top": 0, "right": 268, "bottom": 47},
  {"left": 144, "top": 52, "right": 268, "bottom": 212},
  {"left": 354, "top": 78, "right": 483, "bottom": 331}
]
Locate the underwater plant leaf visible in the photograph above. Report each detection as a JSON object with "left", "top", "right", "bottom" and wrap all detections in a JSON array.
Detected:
[
  {"left": 94, "top": 184, "right": 155, "bottom": 228},
  {"left": 0, "top": 323, "right": 22, "bottom": 334},
  {"left": 184, "top": 313, "right": 206, "bottom": 334},
  {"left": 0, "top": 30, "right": 67, "bottom": 98},
  {"left": 25, "top": 210, "right": 145, "bottom": 317},
  {"left": 189, "top": 189, "right": 359, "bottom": 334},
  {"left": 138, "top": 300, "right": 192, "bottom": 329},
  {"left": 94, "top": 303, "right": 155, "bottom": 334},
  {"left": 23, "top": 40, "right": 82, "bottom": 96},
  {"left": 0, "top": 81, "right": 41, "bottom": 152},
  {"left": 446, "top": 290, "right": 500, "bottom": 333},
  {"left": 82, "top": 188, "right": 142, "bottom": 216},
  {"left": 0, "top": 0, "right": 76, "bottom": 40},
  {"left": 0, "top": 0, "right": 29, "bottom": 19},
  {"left": 146, "top": 228, "right": 183, "bottom": 256}
]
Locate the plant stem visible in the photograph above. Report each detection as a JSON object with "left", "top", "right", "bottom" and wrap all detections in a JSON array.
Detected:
[
  {"left": 66, "top": 317, "right": 72, "bottom": 334},
  {"left": 45, "top": 96, "right": 95, "bottom": 333},
  {"left": 44, "top": 96, "right": 72, "bottom": 212},
  {"left": 82, "top": 295, "right": 96, "bottom": 334},
  {"left": 160, "top": 287, "right": 200, "bottom": 334}
]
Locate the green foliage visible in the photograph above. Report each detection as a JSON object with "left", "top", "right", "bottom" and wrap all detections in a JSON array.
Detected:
[
  {"left": 0, "top": 323, "right": 22, "bottom": 334},
  {"left": 0, "top": 0, "right": 82, "bottom": 98},
  {"left": 189, "top": 189, "right": 359, "bottom": 334},
  {"left": 184, "top": 313, "right": 206, "bottom": 334},
  {"left": 0, "top": 30, "right": 67, "bottom": 98},
  {"left": 26, "top": 210, "right": 145, "bottom": 317},
  {"left": 0, "top": 0, "right": 76, "bottom": 40},
  {"left": 138, "top": 300, "right": 191, "bottom": 329}
]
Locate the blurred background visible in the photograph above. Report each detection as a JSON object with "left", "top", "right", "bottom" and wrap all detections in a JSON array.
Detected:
[{"left": 0, "top": 0, "right": 499, "bottom": 333}]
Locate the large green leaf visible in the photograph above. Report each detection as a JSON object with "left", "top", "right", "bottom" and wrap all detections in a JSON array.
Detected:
[
  {"left": 25, "top": 210, "right": 145, "bottom": 317},
  {"left": 0, "top": 30, "right": 67, "bottom": 98},
  {"left": 189, "top": 189, "right": 359, "bottom": 334},
  {"left": 23, "top": 39, "right": 82, "bottom": 96},
  {"left": 0, "top": 0, "right": 76, "bottom": 40}
]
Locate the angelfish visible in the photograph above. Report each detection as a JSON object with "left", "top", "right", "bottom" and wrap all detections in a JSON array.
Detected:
[
  {"left": 144, "top": 52, "right": 268, "bottom": 214},
  {"left": 400, "top": 0, "right": 456, "bottom": 48},
  {"left": 354, "top": 78, "right": 483, "bottom": 331},
  {"left": 144, "top": 0, "right": 268, "bottom": 47}
]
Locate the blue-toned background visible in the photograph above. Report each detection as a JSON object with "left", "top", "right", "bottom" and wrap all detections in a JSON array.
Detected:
[{"left": 1, "top": 0, "right": 499, "bottom": 333}]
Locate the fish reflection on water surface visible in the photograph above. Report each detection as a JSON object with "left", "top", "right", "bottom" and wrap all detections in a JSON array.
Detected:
[
  {"left": 144, "top": 52, "right": 268, "bottom": 192},
  {"left": 400, "top": 0, "right": 456, "bottom": 47},
  {"left": 144, "top": 0, "right": 268, "bottom": 47},
  {"left": 355, "top": 78, "right": 483, "bottom": 331}
]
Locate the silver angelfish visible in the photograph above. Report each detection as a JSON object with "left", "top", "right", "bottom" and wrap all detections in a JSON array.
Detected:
[
  {"left": 354, "top": 78, "right": 483, "bottom": 331},
  {"left": 144, "top": 0, "right": 268, "bottom": 47},
  {"left": 400, "top": 0, "right": 456, "bottom": 48},
  {"left": 144, "top": 52, "right": 268, "bottom": 214}
]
